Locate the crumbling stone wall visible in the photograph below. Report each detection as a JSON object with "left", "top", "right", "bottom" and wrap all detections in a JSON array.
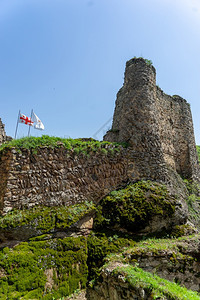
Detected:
[
  {"left": 104, "top": 58, "right": 200, "bottom": 181},
  {"left": 0, "top": 118, "right": 7, "bottom": 146},
  {"left": 0, "top": 147, "right": 128, "bottom": 214}
]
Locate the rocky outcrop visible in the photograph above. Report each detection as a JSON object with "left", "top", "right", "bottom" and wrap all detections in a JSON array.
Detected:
[
  {"left": 0, "top": 202, "right": 95, "bottom": 248},
  {"left": 123, "top": 234, "right": 200, "bottom": 292},
  {"left": 94, "top": 181, "right": 188, "bottom": 236},
  {"left": 87, "top": 235, "right": 200, "bottom": 299}
]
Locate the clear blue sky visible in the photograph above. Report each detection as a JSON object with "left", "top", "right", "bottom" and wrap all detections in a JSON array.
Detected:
[{"left": 1, "top": 0, "right": 200, "bottom": 143}]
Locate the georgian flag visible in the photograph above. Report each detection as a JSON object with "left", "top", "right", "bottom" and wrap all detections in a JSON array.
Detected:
[
  {"left": 19, "top": 113, "right": 34, "bottom": 126},
  {"left": 32, "top": 112, "right": 44, "bottom": 130}
]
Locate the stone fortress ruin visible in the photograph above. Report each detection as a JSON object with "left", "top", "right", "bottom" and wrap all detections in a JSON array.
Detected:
[
  {"left": 104, "top": 57, "right": 200, "bottom": 182},
  {"left": 0, "top": 118, "right": 8, "bottom": 146},
  {"left": 0, "top": 57, "right": 199, "bottom": 214}
]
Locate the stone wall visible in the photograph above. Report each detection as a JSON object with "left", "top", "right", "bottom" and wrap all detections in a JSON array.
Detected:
[
  {"left": 0, "top": 146, "right": 128, "bottom": 214},
  {"left": 0, "top": 118, "right": 7, "bottom": 146},
  {"left": 104, "top": 58, "right": 200, "bottom": 182}
]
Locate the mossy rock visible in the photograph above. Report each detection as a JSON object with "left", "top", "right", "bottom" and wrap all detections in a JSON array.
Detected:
[
  {"left": 0, "top": 202, "right": 95, "bottom": 242},
  {"left": 87, "top": 261, "right": 200, "bottom": 300},
  {"left": 171, "top": 223, "right": 198, "bottom": 238},
  {"left": 87, "top": 232, "right": 135, "bottom": 281},
  {"left": 0, "top": 236, "right": 88, "bottom": 299},
  {"left": 94, "top": 180, "right": 185, "bottom": 235}
]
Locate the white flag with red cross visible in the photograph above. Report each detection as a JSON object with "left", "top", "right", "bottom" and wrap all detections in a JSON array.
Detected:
[{"left": 19, "top": 113, "right": 34, "bottom": 126}]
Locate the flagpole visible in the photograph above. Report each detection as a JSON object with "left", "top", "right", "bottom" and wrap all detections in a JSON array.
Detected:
[
  {"left": 14, "top": 110, "right": 20, "bottom": 139},
  {"left": 28, "top": 109, "right": 33, "bottom": 137}
]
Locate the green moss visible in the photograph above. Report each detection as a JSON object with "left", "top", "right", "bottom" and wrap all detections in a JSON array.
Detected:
[
  {"left": 0, "top": 201, "right": 95, "bottom": 232},
  {"left": 94, "top": 180, "right": 176, "bottom": 233},
  {"left": 123, "top": 234, "right": 198, "bottom": 258},
  {"left": 0, "top": 236, "right": 88, "bottom": 299},
  {"left": 183, "top": 179, "right": 200, "bottom": 228},
  {"left": 87, "top": 232, "right": 135, "bottom": 281},
  {"left": 171, "top": 224, "right": 196, "bottom": 238},
  {"left": 183, "top": 179, "right": 200, "bottom": 195}
]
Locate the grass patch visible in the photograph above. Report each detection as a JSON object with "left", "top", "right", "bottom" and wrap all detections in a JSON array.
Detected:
[
  {"left": 123, "top": 234, "right": 199, "bottom": 260},
  {"left": 117, "top": 264, "right": 200, "bottom": 299},
  {"left": 0, "top": 135, "right": 127, "bottom": 156}
]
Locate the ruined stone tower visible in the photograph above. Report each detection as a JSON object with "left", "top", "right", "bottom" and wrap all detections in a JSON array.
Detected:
[
  {"left": 104, "top": 57, "right": 200, "bottom": 182},
  {"left": 0, "top": 118, "right": 7, "bottom": 146}
]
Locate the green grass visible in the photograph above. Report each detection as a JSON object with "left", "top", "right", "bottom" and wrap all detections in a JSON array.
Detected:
[
  {"left": 0, "top": 135, "right": 127, "bottom": 156},
  {"left": 118, "top": 264, "right": 200, "bottom": 299},
  {"left": 88, "top": 234, "right": 200, "bottom": 299},
  {"left": 123, "top": 234, "right": 199, "bottom": 260}
]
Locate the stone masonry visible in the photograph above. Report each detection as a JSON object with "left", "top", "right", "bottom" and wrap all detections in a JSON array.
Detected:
[
  {"left": 0, "top": 118, "right": 7, "bottom": 146},
  {"left": 104, "top": 58, "right": 200, "bottom": 182},
  {"left": 0, "top": 146, "right": 128, "bottom": 214}
]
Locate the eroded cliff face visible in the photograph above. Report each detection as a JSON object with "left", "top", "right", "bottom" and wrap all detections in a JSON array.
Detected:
[
  {"left": 104, "top": 58, "right": 200, "bottom": 182},
  {"left": 87, "top": 235, "right": 200, "bottom": 300}
]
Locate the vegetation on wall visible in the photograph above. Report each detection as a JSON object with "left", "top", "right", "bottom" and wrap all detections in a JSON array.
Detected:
[
  {"left": 183, "top": 178, "right": 200, "bottom": 229},
  {"left": 133, "top": 56, "right": 153, "bottom": 66},
  {"left": 0, "top": 135, "right": 127, "bottom": 156}
]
